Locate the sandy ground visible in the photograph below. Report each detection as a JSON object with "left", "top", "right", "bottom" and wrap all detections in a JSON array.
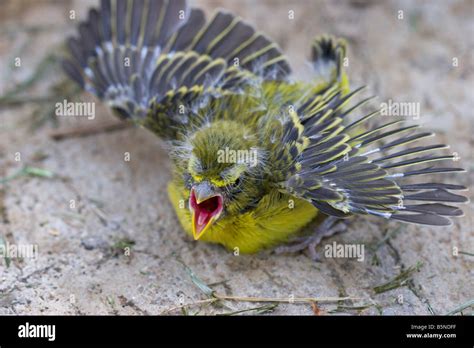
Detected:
[{"left": 0, "top": 0, "right": 472, "bottom": 315}]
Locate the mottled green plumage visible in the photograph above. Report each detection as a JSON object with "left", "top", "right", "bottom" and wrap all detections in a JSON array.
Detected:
[{"left": 63, "top": 0, "right": 467, "bottom": 253}]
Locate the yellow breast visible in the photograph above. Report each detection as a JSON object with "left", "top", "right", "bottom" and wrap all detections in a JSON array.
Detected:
[{"left": 168, "top": 182, "right": 318, "bottom": 253}]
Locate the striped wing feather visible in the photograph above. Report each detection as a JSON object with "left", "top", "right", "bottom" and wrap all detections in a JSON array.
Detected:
[
  {"left": 63, "top": 0, "right": 290, "bottom": 137},
  {"left": 276, "top": 86, "right": 467, "bottom": 226}
]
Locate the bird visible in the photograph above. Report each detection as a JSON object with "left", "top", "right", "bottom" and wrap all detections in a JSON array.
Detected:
[{"left": 62, "top": 0, "right": 467, "bottom": 259}]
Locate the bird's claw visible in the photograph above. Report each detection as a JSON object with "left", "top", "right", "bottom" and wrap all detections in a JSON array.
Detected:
[{"left": 275, "top": 217, "right": 348, "bottom": 261}]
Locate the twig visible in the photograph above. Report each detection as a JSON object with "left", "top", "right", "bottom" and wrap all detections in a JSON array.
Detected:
[
  {"left": 373, "top": 226, "right": 403, "bottom": 250},
  {"left": 327, "top": 304, "right": 374, "bottom": 314},
  {"left": 217, "top": 303, "right": 278, "bottom": 316},
  {"left": 0, "top": 166, "right": 55, "bottom": 185},
  {"left": 178, "top": 258, "right": 359, "bottom": 303},
  {"left": 311, "top": 301, "right": 323, "bottom": 315},
  {"left": 49, "top": 121, "right": 131, "bottom": 141},
  {"left": 173, "top": 258, "right": 362, "bottom": 316},
  {"left": 118, "top": 295, "right": 150, "bottom": 315},
  {"left": 160, "top": 298, "right": 219, "bottom": 314},
  {"left": 212, "top": 293, "right": 358, "bottom": 304},
  {"left": 160, "top": 294, "right": 358, "bottom": 315},
  {"left": 445, "top": 299, "right": 474, "bottom": 315},
  {"left": 373, "top": 261, "right": 424, "bottom": 294}
]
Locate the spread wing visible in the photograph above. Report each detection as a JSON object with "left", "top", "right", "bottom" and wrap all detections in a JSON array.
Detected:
[
  {"left": 62, "top": 0, "right": 291, "bottom": 138},
  {"left": 270, "top": 86, "right": 468, "bottom": 226}
]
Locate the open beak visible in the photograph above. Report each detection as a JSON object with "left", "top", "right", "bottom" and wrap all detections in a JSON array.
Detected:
[{"left": 189, "top": 184, "right": 224, "bottom": 240}]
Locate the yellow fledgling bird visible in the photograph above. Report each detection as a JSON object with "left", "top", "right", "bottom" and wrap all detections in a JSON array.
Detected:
[{"left": 63, "top": 0, "right": 467, "bottom": 259}]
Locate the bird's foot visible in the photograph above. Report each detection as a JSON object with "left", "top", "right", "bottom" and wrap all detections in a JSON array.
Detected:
[{"left": 275, "top": 216, "right": 348, "bottom": 261}]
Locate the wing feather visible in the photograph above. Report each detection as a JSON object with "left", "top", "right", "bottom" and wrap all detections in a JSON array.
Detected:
[
  {"left": 63, "top": 0, "right": 291, "bottom": 139},
  {"left": 273, "top": 86, "right": 467, "bottom": 226}
]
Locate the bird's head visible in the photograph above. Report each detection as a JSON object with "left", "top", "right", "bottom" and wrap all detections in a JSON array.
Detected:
[{"left": 173, "top": 120, "right": 265, "bottom": 240}]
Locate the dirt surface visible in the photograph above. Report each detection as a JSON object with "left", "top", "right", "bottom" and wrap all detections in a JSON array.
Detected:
[{"left": 0, "top": 0, "right": 472, "bottom": 315}]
